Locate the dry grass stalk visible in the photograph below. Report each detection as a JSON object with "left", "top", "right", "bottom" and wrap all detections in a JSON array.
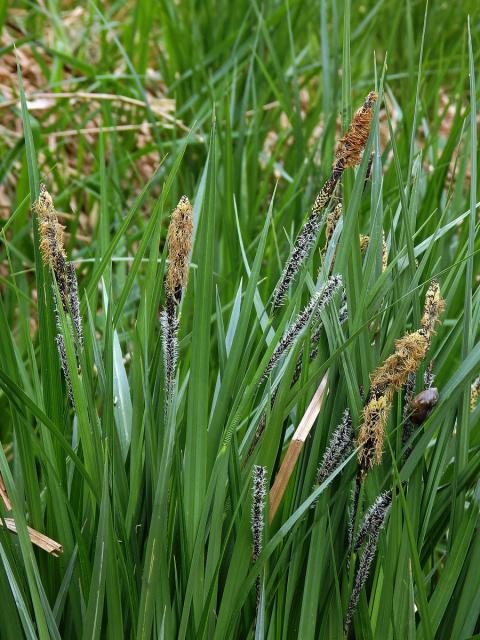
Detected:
[
  {"left": 0, "top": 475, "right": 11, "bottom": 511},
  {"left": 269, "top": 373, "right": 328, "bottom": 522},
  {"left": 1, "top": 518, "right": 63, "bottom": 556}
]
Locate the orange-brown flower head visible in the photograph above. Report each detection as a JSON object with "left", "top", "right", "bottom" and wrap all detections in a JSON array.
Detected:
[
  {"left": 165, "top": 195, "right": 193, "bottom": 303},
  {"left": 336, "top": 91, "right": 377, "bottom": 169}
]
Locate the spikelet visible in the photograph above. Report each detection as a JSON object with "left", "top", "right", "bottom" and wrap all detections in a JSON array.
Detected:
[
  {"left": 165, "top": 196, "right": 193, "bottom": 304},
  {"left": 354, "top": 490, "right": 392, "bottom": 551},
  {"left": 358, "top": 333, "right": 429, "bottom": 471},
  {"left": 471, "top": 377, "right": 480, "bottom": 412},
  {"left": 315, "top": 410, "right": 353, "bottom": 486},
  {"left": 272, "top": 209, "right": 324, "bottom": 308},
  {"left": 272, "top": 93, "right": 377, "bottom": 309},
  {"left": 359, "top": 234, "right": 370, "bottom": 253},
  {"left": 336, "top": 91, "right": 377, "bottom": 169},
  {"left": 358, "top": 283, "right": 444, "bottom": 472},
  {"left": 55, "top": 334, "right": 74, "bottom": 405},
  {"left": 357, "top": 394, "right": 389, "bottom": 470},
  {"left": 248, "top": 282, "right": 344, "bottom": 461},
  {"left": 161, "top": 296, "right": 179, "bottom": 411},
  {"left": 161, "top": 196, "right": 193, "bottom": 413},
  {"left": 344, "top": 532, "right": 379, "bottom": 634},
  {"left": 347, "top": 470, "right": 362, "bottom": 565},
  {"left": 262, "top": 275, "right": 342, "bottom": 382},
  {"left": 35, "top": 184, "right": 69, "bottom": 310},
  {"left": 370, "top": 332, "right": 430, "bottom": 398},
  {"left": 382, "top": 233, "right": 388, "bottom": 271},
  {"left": 359, "top": 233, "right": 388, "bottom": 272},
  {"left": 325, "top": 201, "right": 343, "bottom": 248},
  {"left": 424, "top": 360, "right": 435, "bottom": 389},
  {"left": 34, "top": 185, "right": 84, "bottom": 405},
  {"left": 420, "top": 280, "right": 445, "bottom": 339},
  {"left": 66, "top": 262, "right": 83, "bottom": 348},
  {"left": 344, "top": 488, "right": 391, "bottom": 634},
  {"left": 251, "top": 465, "right": 267, "bottom": 612}
]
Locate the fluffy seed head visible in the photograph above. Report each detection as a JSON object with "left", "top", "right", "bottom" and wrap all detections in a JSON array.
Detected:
[
  {"left": 359, "top": 234, "right": 370, "bottom": 253},
  {"left": 336, "top": 91, "right": 377, "bottom": 169},
  {"left": 165, "top": 196, "right": 193, "bottom": 303}
]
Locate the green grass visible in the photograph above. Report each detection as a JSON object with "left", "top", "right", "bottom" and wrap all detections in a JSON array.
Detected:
[{"left": 1, "top": 1, "right": 480, "bottom": 638}]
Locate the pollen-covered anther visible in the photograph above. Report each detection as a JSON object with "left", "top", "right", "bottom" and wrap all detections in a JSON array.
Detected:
[
  {"left": 336, "top": 91, "right": 377, "bottom": 169},
  {"left": 420, "top": 280, "right": 445, "bottom": 339},
  {"left": 165, "top": 195, "right": 193, "bottom": 303},
  {"left": 471, "top": 377, "right": 480, "bottom": 412},
  {"left": 357, "top": 394, "right": 389, "bottom": 470},
  {"left": 35, "top": 184, "right": 70, "bottom": 307}
]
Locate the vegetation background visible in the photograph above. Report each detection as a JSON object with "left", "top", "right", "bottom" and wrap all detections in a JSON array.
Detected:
[{"left": 0, "top": 0, "right": 480, "bottom": 638}]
